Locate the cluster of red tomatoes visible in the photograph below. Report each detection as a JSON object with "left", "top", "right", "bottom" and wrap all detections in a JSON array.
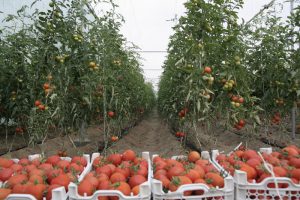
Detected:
[
  {"left": 153, "top": 151, "right": 225, "bottom": 196},
  {"left": 34, "top": 100, "right": 46, "bottom": 111},
  {"left": 271, "top": 112, "right": 281, "bottom": 125},
  {"left": 216, "top": 145, "right": 300, "bottom": 185},
  {"left": 0, "top": 155, "right": 87, "bottom": 200},
  {"left": 77, "top": 149, "right": 148, "bottom": 200},
  {"left": 234, "top": 119, "right": 246, "bottom": 130},
  {"left": 178, "top": 108, "right": 188, "bottom": 119},
  {"left": 175, "top": 131, "right": 185, "bottom": 138}
]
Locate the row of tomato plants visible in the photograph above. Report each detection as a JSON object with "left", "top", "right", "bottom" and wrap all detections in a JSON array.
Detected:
[
  {"left": 157, "top": 0, "right": 300, "bottom": 137},
  {"left": 0, "top": 0, "right": 155, "bottom": 147}
]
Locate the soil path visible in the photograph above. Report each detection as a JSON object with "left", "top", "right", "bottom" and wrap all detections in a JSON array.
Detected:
[
  {"left": 2, "top": 109, "right": 187, "bottom": 159},
  {"left": 108, "top": 109, "right": 187, "bottom": 157}
]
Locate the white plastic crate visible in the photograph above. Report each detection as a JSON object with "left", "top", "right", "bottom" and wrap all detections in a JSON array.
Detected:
[
  {"left": 1, "top": 154, "right": 90, "bottom": 200},
  {"left": 68, "top": 152, "right": 152, "bottom": 200},
  {"left": 151, "top": 151, "right": 234, "bottom": 200},
  {"left": 212, "top": 148, "right": 300, "bottom": 200}
]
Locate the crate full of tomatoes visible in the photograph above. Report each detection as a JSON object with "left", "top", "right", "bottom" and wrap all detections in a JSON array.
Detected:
[
  {"left": 68, "top": 150, "right": 151, "bottom": 200},
  {"left": 0, "top": 154, "right": 90, "bottom": 200},
  {"left": 211, "top": 145, "right": 300, "bottom": 200},
  {"left": 151, "top": 151, "right": 234, "bottom": 200}
]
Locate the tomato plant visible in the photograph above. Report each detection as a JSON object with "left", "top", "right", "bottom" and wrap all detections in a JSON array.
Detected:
[
  {"left": 158, "top": 0, "right": 261, "bottom": 140},
  {"left": 0, "top": 0, "right": 155, "bottom": 151}
]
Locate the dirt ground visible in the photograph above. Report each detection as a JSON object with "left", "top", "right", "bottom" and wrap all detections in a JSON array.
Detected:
[
  {"left": 107, "top": 109, "right": 187, "bottom": 157},
  {"left": 1, "top": 108, "right": 300, "bottom": 159}
]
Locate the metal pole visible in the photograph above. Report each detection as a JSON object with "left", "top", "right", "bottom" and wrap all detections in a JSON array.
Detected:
[
  {"left": 290, "top": 0, "right": 296, "bottom": 140},
  {"left": 244, "top": 0, "right": 277, "bottom": 26},
  {"left": 292, "top": 103, "right": 296, "bottom": 139}
]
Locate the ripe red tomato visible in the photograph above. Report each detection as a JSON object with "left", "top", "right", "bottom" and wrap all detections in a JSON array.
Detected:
[
  {"left": 238, "top": 97, "right": 244, "bottom": 103},
  {"left": 110, "top": 172, "right": 126, "bottom": 183},
  {"left": 108, "top": 154, "right": 122, "bottom": 166},
  {"left": 130, "top": 165, "right": 148, "bottom": 177},
  {"left": 96, "top": 173, "right": 109, "bottom": 182},
  {"left": 27, "top": 184, "right": 47, "bottom": 200},
  {"left": 238, "top": 119, "right": 246, "bottom": 127},
  {"left": 132, "top": 185, "right": 140, "bottom": 196},
  {"left": 184, "top": 169, "right": 201, "bottom": 182},
  {"left": 115, "top": 166, "right": 130, "bottom": 179},
  {"left": 10, "top": 164, "right": 23, "bottom": 173},
  {"left": 98, "top": 180, "right": 110, "bottom": 190},
  {"left": 0, "top": 158, "right": 14, "bottom": 168},
  {"left": 18, "top": 158, "right": 30, "bottom": 166},
  {"left": 46, "top": 155, "right": 61, "bottom": 165},
  {"left": 0, "top": 188, "right": 12, "bottom": 200},
  {"left": 289, "top": 158, "right": 300, "bottom": 168},
  {"left": 39, "top": 163, "right": 53, "bottom": 174},
  {"left": 128, "top": 174, "right": 147, "bottom": 188},
  {"left": 56, "top": 160, "right": 70, "bottom": 170},
  {"left": 47, "top": 168, "right": 63, "bottom": 182},
  {"left": 188, "top": 151, "right": 201, "bottom": 162},
  {"left": 15, "top": 127, "right": 23, "bottom": 134},
  {"left": 231, "top": 96, "right": 238, "bottom": 102},
  {"left": 167, "top": 166, "right": 185, "bottom": 179},
  {"left": 203, "top": 66, "right": 212, "bottom": 74},
  {"left": 96, "top": 165, "right": 113, "bottom": 177},
  {"left": 0, "top": 168, "right": 14, "bottom": 181},
  {"left": 34, "top": 100, "right": 41, "bottom": 107},
  {"left": 50, "top": 174, "right": 71, "bottom": 190},
  {"left": 43, "top": 83, "right": 50, "bottom": 90},
  {"left": 111, "top": 136, "right": 119, "bottom": 142},
  {"left": 71, "top": 156, "right": 87, "bottom": 167},
  {"left": 38, "top": 104, "right": 45, "bottom": 110},
  {"left": 46, "top": 184, "right": 61, "bottom": 200},
  {"left": 110, "top": 181, "right": 131, "bottom": 196},
  {"left": 169, "top": 176, "right": 192, "bottom": 195},
  {"left": 29, "top": 169, "right": 45, "bottom": 177},
  {"left": 12, "top": 182, "right": 32, "bottom": 193},
  {"left": 122, "top": 149, "right": 136, "bottom": 161},
  {"left": 7, "top": 174, "right": 28, "bottom": 188},
  {"left": 107, "top": 111, "right": 115, "bottom": 118},
  {"left": 84, "top": 176, "right": 99, "bottom": 188},
  {"left": 29, "top": 175, "right": 44, "bottom": 184},
  {"left": 205, "top": 172, "right": 224, "bottom": 188},
  {"left": 291, "top": 169, "right": 300, "bottom": 181}
]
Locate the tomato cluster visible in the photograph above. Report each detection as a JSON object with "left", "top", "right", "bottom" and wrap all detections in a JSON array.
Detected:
[
  {"left": 215, "top": 145, "right": 300, "bottom": 185},
  {"left": 0, "top": 155, "right": 87, "bottom": 200},
  {"left": 110, "top": 136, "right": 119, "bottom": 142},
  {"left": 178, "top": 108, "right": 188, "bottom": 119},
  {"left": 153, "top": 151, "right": 225, "bottom": 196},
  {"left": 271, "top": 112, "right": 281, "bottom": 125},
  {"left": 175, "top": 131, "right": 185, "bottom": 138},
  {"left": 77, "top": 150, "right": 148, "bottom": 199}
]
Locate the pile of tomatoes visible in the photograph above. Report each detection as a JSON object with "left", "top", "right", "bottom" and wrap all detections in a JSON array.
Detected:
[
  {"left": 215, "top": 145, "right": 300, "bottom": 185},
  {"left": 0, "top": 155, "right": 87, "bottom": 200},
  {"left": 77, "top": 150, "right": 148, "bottom": 200},
  {"left": 153, "top": 151, "right": 225, "bottom": 196}
]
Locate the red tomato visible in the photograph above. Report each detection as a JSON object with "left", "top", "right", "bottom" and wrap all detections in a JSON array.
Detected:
[
  {"left": 188, "top": 151, "right": 201, "bottom": 162},
  {"left": 122, "top": 149, "right": 136, "bottom": 161},
  {"left": 71, "top": 156, "right": 87, "bottom": 167},
  {"left": 34, "top": 100, "right": 41, "bottom": 107},
  {"left": 107, "top": 111, "right": 115, "bottom": 118},
  {"left": 0, "top": 168, "right": 14, "bottom": 181},
  {"left": 108, "top": 154, "right": 122, "bottom": 166},
  {"left": 203, "top": 66, "right": 212, "bottom": 74},
  {"left": 46, "top": 155, "right": 61, "bottom": 165},
  {"left": 110, "top": 172, "right": 126, "bottom": 183},
  {"left": 128, "top": 175, "right": 147, "bottom": 188},
  {"left": 50, "top": 174, "right": 70, "bottom": 190},
  {"left": 46, "top": 184, "right": 61, "bottom": 200}
]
